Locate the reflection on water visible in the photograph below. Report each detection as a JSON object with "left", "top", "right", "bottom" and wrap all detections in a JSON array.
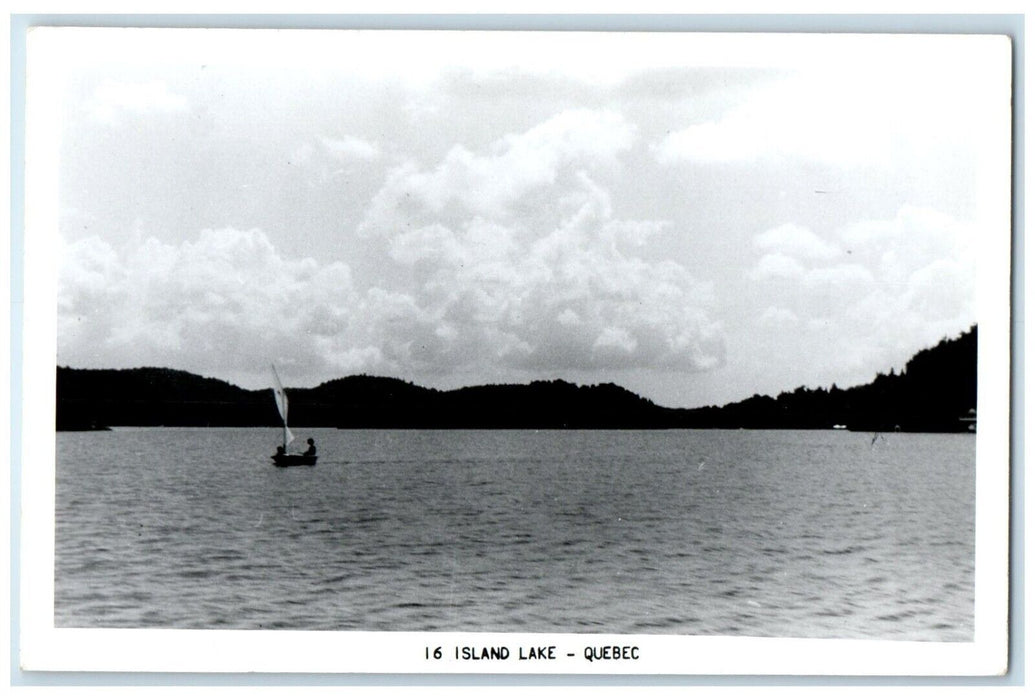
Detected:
[{"left": 56, "top": 428, "right": 974, "bottom": 640}]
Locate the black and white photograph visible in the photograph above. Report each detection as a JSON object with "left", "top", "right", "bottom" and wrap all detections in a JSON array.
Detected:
[{"left": 18, "top": 26, "right": 1012, "bottom": 676}]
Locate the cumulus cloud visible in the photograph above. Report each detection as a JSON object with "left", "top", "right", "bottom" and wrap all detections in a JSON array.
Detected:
[
  {"left": 84, "top": 79, "right": 188, "bottom": 124},
  {"left": 355, "top": 109, "right": 723, "bottom": 376},
  {"left": 747, "top": 205, "right": 975, "bottom": 377},
  {"left": 58, "top": 228, "right": 360, "bottom": 379},
  {"left": 363, "top": 176, "right": 722, "bottom": 375},
  {"left": 58, "top": 109, "right": 725, "bottom": 385},
  {"left": 360, "top": 109, "right": 637, "bottom": 230}
]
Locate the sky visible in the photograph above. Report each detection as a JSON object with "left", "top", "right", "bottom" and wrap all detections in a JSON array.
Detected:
[{"left": 36, "top": 29, "right": 1010, "bottom": 408}]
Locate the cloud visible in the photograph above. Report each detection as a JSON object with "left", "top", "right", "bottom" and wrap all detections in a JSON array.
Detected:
[
  {"left": 364, "top": 176, "right": 722, "bottom": 375},
  {"left": 58, "top": 109, "right": 724, "bottom": 387},
  {"left": 747, "top": 205, "right": 975, "bottom": 378},
  {"left": 321, "top": 134, "right": 380, "bottom": 161},
  {"left": 759, "top": 306, "right": 799, "bottom": 326},
  {"left": 755, "top": 223, "right": 839, "bottom": 260},
  {"left": 749, "top": 252, "right": 806, "bottom": 281},
  {"left": 355, "top": 110, "right": 722, "bottom": 376},
  {"left": 360, "top": 109, "right": 636, "bottom": 229},
  {"left": 654, "top": 66, "right": 984, "bottom": 166},
  {"left": 654, "top": 72, "right": 877, "bottom": 165},
  {"left": 84, "top": 79, "right": 189, "bottom": 124},
  {"left": 58, "top": 228, "right": 360, "bottom": 379}
]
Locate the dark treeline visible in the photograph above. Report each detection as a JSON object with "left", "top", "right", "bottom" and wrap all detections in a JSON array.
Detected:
[
  {"left": 682, "top": 326, "right": 977, "bottom": 432},
  {"left": 57, "top": 325, "right": 976, "bottom": 432},
  {"left": 318, "top": 377, "right": 668, "bottom": 429},
  {"left": 56, "top": 370, "right": 676, "bottom": 430},
  {"left": 56, "top": 367, "right": 273, "bottom": 429}
]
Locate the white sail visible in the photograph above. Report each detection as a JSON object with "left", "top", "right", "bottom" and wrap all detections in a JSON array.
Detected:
[{"left": 270, "top": 364, "right": 295, "bottom": 447}]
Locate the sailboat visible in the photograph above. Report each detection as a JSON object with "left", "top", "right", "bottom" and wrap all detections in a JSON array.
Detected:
[{"left": 270, "top": 364, "right": 317, "bottom": 467}]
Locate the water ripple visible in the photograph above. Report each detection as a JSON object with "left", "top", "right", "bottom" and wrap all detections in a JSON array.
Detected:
[{"left": 55, "top": 428, "right": 975, "bottom": 640}]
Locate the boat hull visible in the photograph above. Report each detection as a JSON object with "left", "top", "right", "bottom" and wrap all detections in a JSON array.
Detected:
[{"left": 272, "top": 454, "right": 318, "bottom": 467}]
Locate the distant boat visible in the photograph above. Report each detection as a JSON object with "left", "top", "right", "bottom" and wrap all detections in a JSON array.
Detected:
[{"left": 270, "top": 364, "right": 317, "bottom": 468}]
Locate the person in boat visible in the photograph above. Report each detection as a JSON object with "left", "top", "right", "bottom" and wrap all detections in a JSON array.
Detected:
[
  {"left": 303, "top": 438, "right": 316, "bottom": 457},
  {"left": 274, "top": 445, "right": 286, "bottom": 458}
]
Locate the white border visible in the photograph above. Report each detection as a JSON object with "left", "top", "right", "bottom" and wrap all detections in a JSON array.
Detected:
[{"left": 17, "top": 28, "right": 1013, "bottom": 676}]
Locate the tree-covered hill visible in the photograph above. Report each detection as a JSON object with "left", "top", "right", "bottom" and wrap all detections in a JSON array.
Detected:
[
  {"left": 56, "top": 325, "right": 977, "bottom": 432},
  {"left": 680, "top": 326, "right": 977, "bottom": 432},
  {"left": 56, "top": 366, "right": 272, "bottom": 429}
]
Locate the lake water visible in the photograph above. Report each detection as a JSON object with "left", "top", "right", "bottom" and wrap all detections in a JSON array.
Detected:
[{"left": 55, "top": 428, "right": 974, "bottom": 640}]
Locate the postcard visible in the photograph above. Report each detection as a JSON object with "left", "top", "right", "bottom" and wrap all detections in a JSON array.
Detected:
[{"left": 18, "top": 26, "right": 1013, "bottom": 676}]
